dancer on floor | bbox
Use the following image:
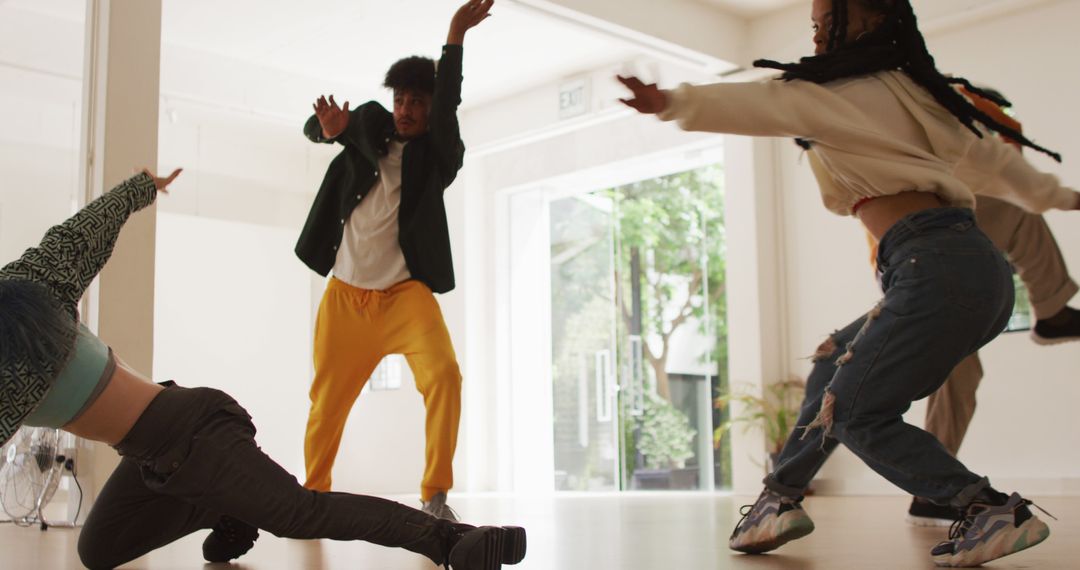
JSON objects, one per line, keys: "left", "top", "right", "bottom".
{"left": 295, "top": 0, "right": 491, "bottom": 523}
{"left": 617, "top": 0, "right": 1076, "bottom": 566}
{"left": 0, "top": 170, "right": 527, "bottom": 570}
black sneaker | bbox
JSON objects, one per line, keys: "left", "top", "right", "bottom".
{"left": 444, "top": 524, "right": 527, "bottom": 569}
{"left": 202, "top": 515, "right": 259, "bottom": 563}
{"left": 907, "top": 498, "right": 962, "bottom": 528}
{"left": 1032, "top": 307, "right": 1080, "bottom": 345}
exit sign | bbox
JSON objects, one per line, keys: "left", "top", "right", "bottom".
{"left": 559, "top": 78, "right": 589, "bottom": 119}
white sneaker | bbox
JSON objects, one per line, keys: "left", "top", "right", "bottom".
{"left": 422, "top": 492, "right": 459, "bottom": 521}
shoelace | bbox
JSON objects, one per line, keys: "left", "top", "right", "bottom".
{"left": 730, "top": 504, "right": 756, "bottom": 539}
{"left": 947, "top": 509, "right": 976, "bottom": 542}
{"left": 424, "top": 499, "right": 460, "bottom": 521}
{"left": 436, "top": 502, "right": 461, "bottom": 521}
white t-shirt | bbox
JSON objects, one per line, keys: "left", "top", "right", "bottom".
{"left": 332, "top": 140, "right": 411, "bottom": 290}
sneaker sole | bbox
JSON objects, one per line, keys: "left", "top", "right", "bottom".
{"left": 906, "top": 514, "right": 954, "bottom": 528}
{"left": 202, "top": 523, "right": 259, "bottom": 563}
{"left": 730, "top": 514, "right": 815, "bottom": 554}
{"left": 449, "top": 525, "right": 527, "bottom": 569}
{"left": 1029, "top": 331, "right": 1080, "bottom": 346}
{"left": 932, "top": 516, "right": 1050, "bottom": 567}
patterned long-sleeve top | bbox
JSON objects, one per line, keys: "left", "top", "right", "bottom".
{"left": 0, "top": 173, "right": 157, "bottom": 446}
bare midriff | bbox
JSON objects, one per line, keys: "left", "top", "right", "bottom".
{"left": 856, "top": 191, "right": 948, "bottom": 240}
{"left": 63, "top": 357, "right": 164, "bottom": 446}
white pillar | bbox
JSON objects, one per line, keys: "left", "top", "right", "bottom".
{"left": 76, "top": 0, "right": 162, "bottom": 520}
{"left": 723, "top": 135, "right": 790, "bottom": 495}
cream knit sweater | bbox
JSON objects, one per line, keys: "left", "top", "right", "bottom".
{"left": 659, "top": 70, "right": 1077, "bottom": 216}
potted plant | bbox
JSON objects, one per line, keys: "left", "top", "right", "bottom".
{"left": 631, "top": 393, "right": 698, "bottom": 489}
{"left": 714, "top": 376, "right": 807, "bottom": 471}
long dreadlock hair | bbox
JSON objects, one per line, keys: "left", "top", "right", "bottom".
{"left": 757, "top": 0, "right": 1061, "bottom": 162}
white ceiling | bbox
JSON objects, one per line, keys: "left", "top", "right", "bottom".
{"left": 2, "top": 0, "right": 1054, "bottom": 115}
{"left": 158, "top": 0, "right": 639, "bottom": 108}
{"left": 697, "top": 0, "right": 803, "bottom": 18}
{"left": 0, "top": 0, "right": 641, "bottom": 111}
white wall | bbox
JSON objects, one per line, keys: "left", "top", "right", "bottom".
{"left": 153, "top": 214, "right": 313, "bottom": 476}
{"left": 0, "top": 5, "right": 84, "bottom": 267}
{"left": 753, "top": 0, "right": 1080, "bottom": 495}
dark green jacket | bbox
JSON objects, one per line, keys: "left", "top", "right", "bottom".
{"left": 295, "top": 45, "right": 465, "bottom": 294}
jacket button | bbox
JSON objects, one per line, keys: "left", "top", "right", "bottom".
{"left": 374, "top": 171, "right": 379, "bottom": 177}
{"left": 340, "top": 219, "right": 345, "bottom": 224}
{"left": 356, "top": 195, "right": 361, "bottom": 200}
{"left": 332, "top": 245, "right": 338, "bottom": 251}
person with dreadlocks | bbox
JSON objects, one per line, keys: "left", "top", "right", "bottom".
{"left": 859, "top": 86, "right": 1080, "bottom": 527}
{"left": 617, "top": 0, "right": 1077, "bottom": 566}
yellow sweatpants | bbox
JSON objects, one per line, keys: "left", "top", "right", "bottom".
{"left": 303, "top": 277, "right": 462, "bottom": 501}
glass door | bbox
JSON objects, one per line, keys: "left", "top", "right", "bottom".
{"left": 610, "top": 167, "right": 726, "bottom": 491}
{"left": 506, "top": 155, "right": 730, "bottom": 493}
{"left": 549, "top": 193, "right": 620, "bottom": 491}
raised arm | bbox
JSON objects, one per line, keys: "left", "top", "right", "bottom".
{"left": 446, "top": 0, "right": 492, "bottom": 46}
{"left": 617, "top": 75, "right": 857, "bottom": 140}
{"left": 0, "top": 170, "right": 181, "bottom": 312}
{"left": 958, "top": 133, "right": 1080, "bottom": 213}
{"left": 428, "top": 0, "right": 493, "bottom": 178}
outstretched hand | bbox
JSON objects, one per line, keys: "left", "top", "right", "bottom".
{"left": 616, "top": 75, "right": 668, "bottom": 115}
{"left": 142, "top": 168, "right": 183, "bottom": 194}
{"left": 448, "top": 0, "right": 494, "bottom": 45}
{"left": 313, "top": 95, "right": 350, "bottom": 140}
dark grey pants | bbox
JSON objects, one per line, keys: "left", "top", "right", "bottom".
{"left": 764, "top": 208, "right": 1014, "bottom": 507}
{"left": 77, "top": 383, "right": 445, "bottom": 569}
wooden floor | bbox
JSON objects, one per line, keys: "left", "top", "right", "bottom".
{"left": 3, "top": 494, "right": 1078, "bottom": 569}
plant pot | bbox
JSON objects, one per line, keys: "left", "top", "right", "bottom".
{"left": 631, "top": 467, "right": 700, "bottom": 490}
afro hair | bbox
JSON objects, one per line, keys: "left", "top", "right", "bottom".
{"left": 384, "top": 56, "right": 436, "bottom": 96}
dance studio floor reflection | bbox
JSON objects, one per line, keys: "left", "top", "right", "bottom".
{"left": 4, "top": 494, "right": 1079, "bottom": 569}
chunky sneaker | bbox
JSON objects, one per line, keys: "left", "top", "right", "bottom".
{"left": 908, "top": 497, "right": 962, "bottom": 528}
{"left": 446, "top": 524, "right": 528, "bottom": 569}
{"left": 931, "top": 493, "right": 1051, "bottom": 567}
{"left": 423, "top": 492, "right": 460, "bottom": 522}
{"left": 729, "top": 488, "right": 815, "bottom": 554}
{"left": 1031, "top": 306, "right": 1080, "bottom": 345}
{"left": 202, "top": 515, "right": 259, "bottom": 563}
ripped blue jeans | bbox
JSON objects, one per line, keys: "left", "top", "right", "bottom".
{"left": 765, "top": 208, "right": 1014, "bottom": 507}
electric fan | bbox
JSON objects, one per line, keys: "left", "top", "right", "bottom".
{"left": 0, "top": 427, "right": 81, "bottom": 529}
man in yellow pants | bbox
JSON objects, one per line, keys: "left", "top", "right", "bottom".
{"left": 294, "top": 0, "right": 494, "bottom": 520}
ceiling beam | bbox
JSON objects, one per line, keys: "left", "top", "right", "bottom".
{"left": 505, "top": 0, "right": 748, "bottom": 73}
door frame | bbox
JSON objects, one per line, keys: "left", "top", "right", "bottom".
{"left": 497, "top": 141, "right": 727, "bottom": 493}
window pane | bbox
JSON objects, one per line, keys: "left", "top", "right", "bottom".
{"left": 0, "top": 0, "right": 86, "bottom": 263}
